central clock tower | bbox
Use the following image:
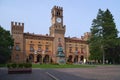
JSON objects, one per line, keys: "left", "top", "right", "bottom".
{"left": 49, "top": 6, "right": 66, "bottom": 62}
{"left": 51, "top": 6, "right": 63, "bottom": 25}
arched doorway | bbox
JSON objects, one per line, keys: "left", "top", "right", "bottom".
{"left": 29, "top": 54, "right": 34, "bottom": 62}
{"left": 74, "top": 55, "right": 78, "bottom": 63}
{"left": 43, "top": 55, "right": 49, "bottom": 63}
{"left": 80, "top": 55, "right": 84, "bottom": 61}
{"left": 37, "top": 54, "right": 42, "bottom": 63}
{"left": 67, "top": 55, "right": 73, "bottom": 62}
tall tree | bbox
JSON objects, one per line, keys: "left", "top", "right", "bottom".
{"left": 0, "top": 26, "right": 14, "bottom": 64}
{"left": 102, "top": 9, "right": 118, "bottom": 64}
{"left": 89, "top": 9, "right": 119, "bottom": 64}
{"left": 89, "top": 9, "right": 104, "bottom": 63}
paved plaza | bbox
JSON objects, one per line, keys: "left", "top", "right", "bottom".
{"left": 0, "top": 65, "right": 120, "bottom": 80}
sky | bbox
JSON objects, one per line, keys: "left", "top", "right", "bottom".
{"left": 0, "top": 0, "right": 120, "bottom": 37}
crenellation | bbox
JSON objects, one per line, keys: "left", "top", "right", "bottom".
{"left": 15, "top": 22, "right": 17, "bottom": 25}
{"left": 53, "top": 5, "right": 63, "bottom": 11}
{"left": 22, "top": 23, "right": 24, "bottom": 26}
{"left": 18, "top": 22, "right": 21, "bottom": 26}
{"left": 11, "top": 21, "right": 24, "bottom": 34}
{"left": 11, "top": 21, "right": 24, "bottom": 27}
{"left": 11, "top": 21, "right": 14, "bottom": 26}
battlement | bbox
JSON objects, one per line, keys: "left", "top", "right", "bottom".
{"left": 53, "top": 5, "right": 63, "bottom": 10}
{"left": 11, "top": 21, "right": 24, "bottom": 34}
{"left": 11, "top": 21, "right": 24, "bottom": 27}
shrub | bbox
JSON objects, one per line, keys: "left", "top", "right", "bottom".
{"left": 7, "top": 63, "right": 11, "bottom": 68}
{"left": 24, "top": 63, "right": 32, "bottom": 68}
{"left": 7, "top": 63, "right": 32, "bottom": 68}
{"left": 11, "top": 63, "right": 17, "bottom": 68}
{"left": 18, "top": 63, "right": 24, "bottom": 68}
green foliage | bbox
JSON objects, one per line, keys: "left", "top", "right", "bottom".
{"left": 89, "top": 9, "right": 119, "bottom": 64}
{"left": 89, "top": 9, "right": 104, "bottom": 62}
{"left": 0, "top": 26, "right": 14, "bottom": 63}
{"left": 0, "top": 64, "right": 7, "bottom": 67}
{"left": 18, "top": 63, "right": 24, "bottom": 68}
{"left": 7, "top": 63, "right": 32, "bottom": 68}
{"left": 7, "top": 63, "right": 11, "bottom": 68}
{"left": 24, "top": 63, "right": 32, "bottom": 68}
{"left": 11, "top": 63, "right": 17, "bottom": 68}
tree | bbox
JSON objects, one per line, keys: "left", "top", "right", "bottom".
{"left": 0, "top": 26, "right": 14, "bottom": 64}
{"left": 89, "top": 9, "right": 119, "bottom": 64}
{"left": 89, "top": 9, "right": 104, "bottom": 63}
{"left": 102, "top": 9, "right": 118, "bottom": 64}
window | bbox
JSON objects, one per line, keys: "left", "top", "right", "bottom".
{"left": 69, "top": 47, "right": 72, "bottom": 53}
{"left": 75, "top": 47, "right": 78, "bottom": 51}
{"left": 30, "top": 45, "right": 34, "bottom": 52}
{"left": 75, "top": 47, "right": 78, "bottom": 54}
{"left": 15, "top": 45, "right": 20, "bottom": 51}
{"left": 38, "top": 47, "right": 41, "bottom": 52}
{"left": 56, "top": 12, "right": 59, "bottom": 16}
{"left": 45, "top": 46, "right": 49, "bottom": 52}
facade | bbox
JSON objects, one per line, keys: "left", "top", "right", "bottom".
{"left": 11, "top": 6, "right": 90, "bottom": 63}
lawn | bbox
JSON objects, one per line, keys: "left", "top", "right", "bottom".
{"left": 32, "top": 64, "right": 95, "bottom": 68}
{"left": 1, "top": 63, "right": 119, "bottom": 68}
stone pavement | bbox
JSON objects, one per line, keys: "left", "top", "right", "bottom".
{"left": 0, "top": 68, "right": 53, "bottom": 80}
{"left": 52, "top": 65, "right": 120, "bottom": 80}
{"left": 0, "top": 65, "right": 120, "bottom": 80}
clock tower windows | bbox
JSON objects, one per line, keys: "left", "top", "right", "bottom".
{"left": 51, "top": 6, "right": 63, "bottom": 25}
{"left": 56, "top": 11, "right": 60, "bottom": 16}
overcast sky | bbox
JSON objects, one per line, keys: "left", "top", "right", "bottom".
{"left": 0, "top": 0, "right": 120, "bottom": 37}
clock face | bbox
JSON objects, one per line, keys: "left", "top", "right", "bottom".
{"left": 56, "top": 17, "right": 61, "bottom": 23}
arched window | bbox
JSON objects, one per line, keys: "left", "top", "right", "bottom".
{"left": 56, "top": 12, "right": 59, "bottom": 16}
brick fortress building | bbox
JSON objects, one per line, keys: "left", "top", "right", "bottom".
{"left": 11, "top": 6, "right": 90, "bottom": 63}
